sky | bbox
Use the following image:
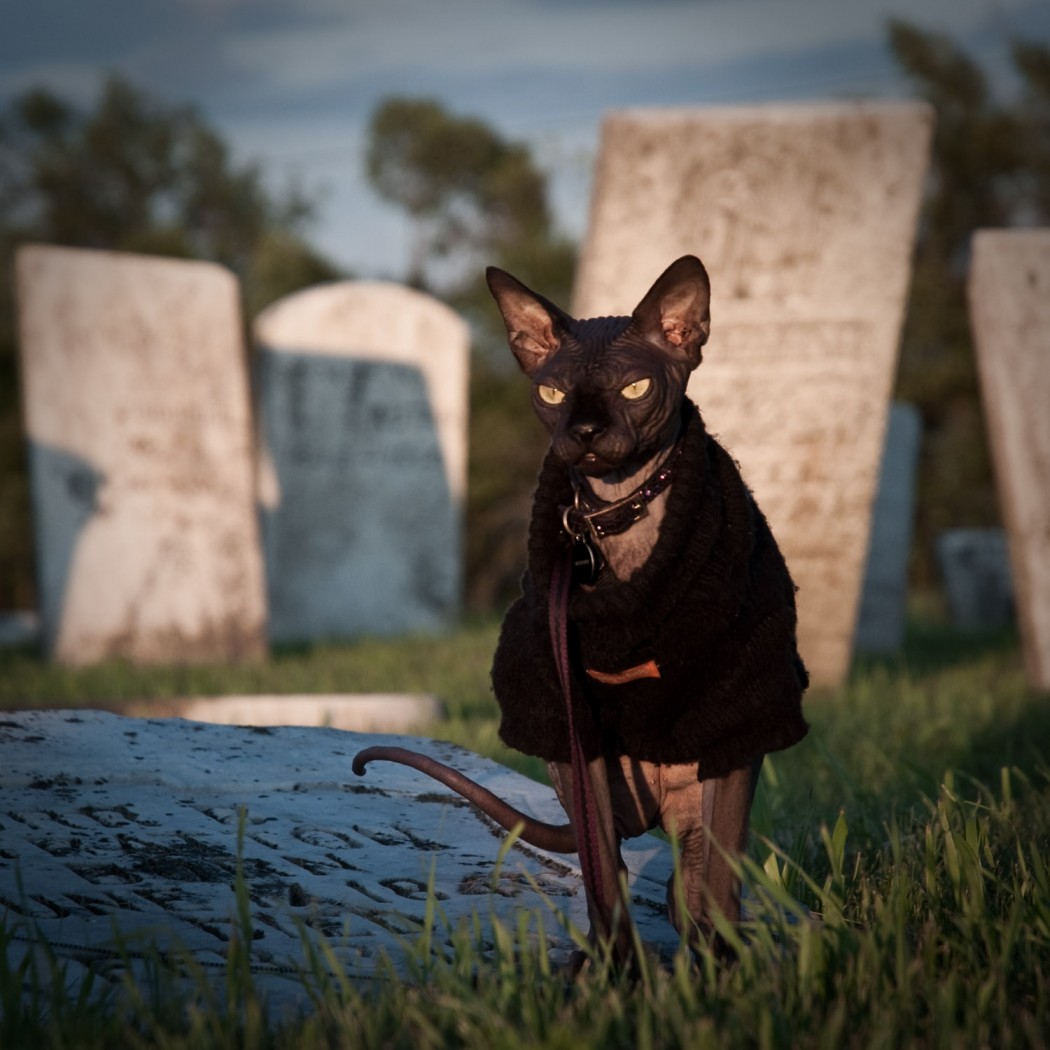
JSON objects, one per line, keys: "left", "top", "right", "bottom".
{"left": 3, "top": 0, "right": 1049, "bottom": 279}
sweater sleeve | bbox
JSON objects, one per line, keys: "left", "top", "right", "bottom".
{"left": 490, "top": 580, "right": 573, "bottom": 764}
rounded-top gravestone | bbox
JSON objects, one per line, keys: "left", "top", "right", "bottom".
{"left": 253, "top": 282, "right": 469, "bottom": 643}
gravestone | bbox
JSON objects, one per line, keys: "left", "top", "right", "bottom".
{"left": 0, "top": 611, "right": 38, "bottom": 648}
{"left": 15, "top": 245, "right": 267, "bottom": 665}
{"left": 935, "top": 528, "right": 1015, "bottom": 631}
{"left": 124, "top": 692, "right": 446, "bottom": 733}
{"left": 573, "top": 102, "right": 932, "bottom": 684}
{"left": 253, "top": 283, "right": 469, "bottom": 642}
{"left": 854, "top": 403, "right": 921, "bottom": 655}
{"left": 969, "top": 229, "right": 1050, "bottom": 686}
{"left": 0, "top": 710, "right": 683, "bottom": 1013}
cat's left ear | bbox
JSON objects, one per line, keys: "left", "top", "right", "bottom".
{"left": 629, "top": 255, "right": 711, "bottom": 367}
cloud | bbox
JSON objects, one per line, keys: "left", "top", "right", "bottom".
{"left": 3, "top": 0, "right": 1046, "bottom": 276}
{"left": 218, "top": 0, "right": 1030, "bottom": 95}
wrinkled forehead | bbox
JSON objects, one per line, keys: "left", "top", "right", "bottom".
{"left": 559, "top": 314, "right": 664, "bottom": 368}
{"left": 535, "top": 313, "right": 675, "bottom": 388}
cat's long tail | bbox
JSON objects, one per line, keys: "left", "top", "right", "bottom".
{"left": 352, "top": 746, "right": 577, "bottom": 854}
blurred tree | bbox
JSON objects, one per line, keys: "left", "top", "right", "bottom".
{"left": 366, "top": 96, "right": 575, "bottom": 612}
{"left": 0, "top": 75, "right": 343, "bottom": 609}
{"left": 1013, "top": 40, "right": 1050, "bottom": 217}
{"left": 366, "top": 97, "right": 572, "bottom": 293}
{"left": 887, "top": 21, "right": 1050, "bottom": 589}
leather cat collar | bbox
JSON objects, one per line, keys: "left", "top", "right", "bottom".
{"left": 560, "top": 441, "right": 683, "bottom": 586}
{"left": 563, "top": 440, "right": 683, "bottom": 541}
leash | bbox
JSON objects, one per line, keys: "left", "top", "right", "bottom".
{"left": 550, "top": 445, "right": 686, "bottom": 946}
{"left": 547, "top": 551, "right": 608, "bottom": 918}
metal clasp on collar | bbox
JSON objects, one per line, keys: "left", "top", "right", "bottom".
{"left": 562, "top": 486, "right": 604, "bottom": 585}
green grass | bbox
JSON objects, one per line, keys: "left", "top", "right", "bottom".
{"left": 2, "top": 612, "right": 1050, "bottom": 1047}
{"left": 0, "top": 617, "right": 502, "bottom": 714}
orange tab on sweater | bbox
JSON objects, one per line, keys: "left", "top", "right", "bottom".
{"left": 585, "top": 659, "right": 661, "bottom": 685}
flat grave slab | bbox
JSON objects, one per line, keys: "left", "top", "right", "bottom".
{"left": 0, "top": 710, "right": 680, "bottom": 1015}
{"left": 122, "top": 693, "right": 446, "bottom": 733}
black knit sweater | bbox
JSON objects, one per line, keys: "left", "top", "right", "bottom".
{"left": 490, "top": 399, "right": 809, "bottom": 781}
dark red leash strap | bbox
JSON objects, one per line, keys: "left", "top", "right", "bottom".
{"left": 548, "top": 552, "right": 607, "bottom": 912}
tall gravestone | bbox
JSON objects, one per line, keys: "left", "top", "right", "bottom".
{"left": 574, "top": 103, "right": 932, "bottom": 684}
{"left": 968, "top": 230, "right": 1050, "bottom": 688}
{"left": 15, "top": 245, "right": 267, "bottom": 665}
{"left": 254, "top": 282, "right": 469, "bottom": 642}
{"left": 854, "top": 402, "right": 922, "bottom": 655}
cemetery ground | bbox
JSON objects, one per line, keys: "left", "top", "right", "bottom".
{"left": 1, "top": 606, "right": 1048, "bottom": 1048}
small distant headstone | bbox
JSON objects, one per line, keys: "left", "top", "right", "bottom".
{"left": 15, "top": 245, "right": 267, "bottom": 665}
{"left": 573, "top": 102, "right": 933, "bottom": 684}
{"left": 855, "top": 403, "right": 922, "bottom": 654}
{"left": 935, "top": 528, "right": 1015, "bottom": 630}
{"left": 253, "top": 282, "right": 469, "bottom": 643}
{"left": 0, "top": 611, "right": 39, "bottom": 648}
{"left": 969, "top": 230, "right": 1050, "bottom": 684}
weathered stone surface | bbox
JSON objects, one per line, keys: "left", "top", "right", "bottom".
{"left": 15, "top": 245, "right": 267, "bottom": 665}
{"left": 254, "top": 282, "right": 469, "bottom": 642}
{"left": 855, "top": 403, "right": 921, "bottom": 655}
{"left": 574, "top": 103, "right": 932, "bottom": 684}
{"left": 0, "top": 710, "right": 679, "bottom": 1014}
{"left": 969, "top": 230, "right": 1050, "bottom": 686}
{"left": 936, "top": 528, "right": 1015, "bottom": 631}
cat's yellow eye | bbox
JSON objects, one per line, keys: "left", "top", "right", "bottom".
{"left": 536, "top": 384, "right": 566, "bottom": 405}
{"left": 620, "top": 377, "right": 652, "bottom": 401}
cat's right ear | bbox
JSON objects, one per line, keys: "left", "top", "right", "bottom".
{"left": 486, "top": 267, "right": 570, "bottom": 376}
{"left": 629, "top": 255, "right": 711, "bottom": 368}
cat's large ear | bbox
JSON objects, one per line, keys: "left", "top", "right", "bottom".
{"left": 629, "top": 255, "right": 711, "bottom": 367}
{"left": 486, "top": 267, "right": 572, "bottom": 376}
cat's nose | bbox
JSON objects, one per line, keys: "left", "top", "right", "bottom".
{"left": 570, "top": 419, "right": 605, "bottom": 443}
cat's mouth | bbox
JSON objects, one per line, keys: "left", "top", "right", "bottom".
{"left": 555, "top": 433, "right": 630, "bottom": 475}
{"left": 575, "top": 450, "right": 617, "bottom": 476}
